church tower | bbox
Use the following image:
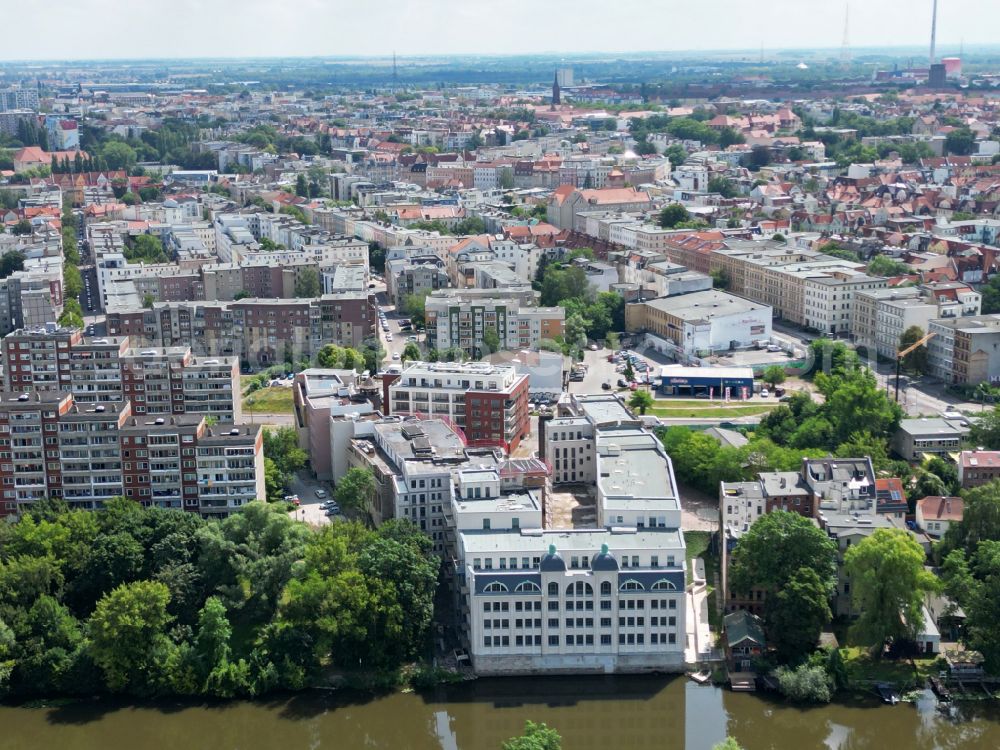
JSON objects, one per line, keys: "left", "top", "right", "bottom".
{"left": 551, "top": 71, "right": 561, "bottom": 107}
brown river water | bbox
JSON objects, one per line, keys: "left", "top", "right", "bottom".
{"left": 2, "top": 676, "right": 999, "bottom": 750}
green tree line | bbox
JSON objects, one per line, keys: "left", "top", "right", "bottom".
{"left": 0, "top": 498, "right": 438, "bottom": 699}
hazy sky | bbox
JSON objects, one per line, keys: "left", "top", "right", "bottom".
{"left": 0, "top": 0, "right": 990, "bottom": 61}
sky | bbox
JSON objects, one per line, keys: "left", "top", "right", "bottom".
{"left": 0, "top": 0, "right": 993, "bottom": 61}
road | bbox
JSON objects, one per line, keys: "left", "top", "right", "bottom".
{"left": 770, "top": 321, "right": 982, "bottom": 418}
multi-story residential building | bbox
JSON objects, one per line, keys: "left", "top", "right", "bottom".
{"left": 385, "top": 361, "right": 530, "bottom": 452}
{"left": 0, "top": 86, "right": 39, "bottom": 112}
{"left": 957, "top": 450, "right": 1000, "bottom": 489}
{"left": 291, "top": 368, "right": 378, "bottom": 481}
{"left": 107, "top": 294, "right": 376, "bottom": 366}
{"left": 915, "top": 496, "right": 964, "bottom": 539}
{"left": 384, "top": 256, "right": 451, "bottom": 305}
{"left": 721, "top": 457, "right": 879, "bottom": 616}
{"left": 424, "top": 289, "right": 564, "bottom": 357}
{"left": 927, "top": 314, "right": 1000, "bottom": 384}
{"left": 853, "top": 284, "right": 982, "bottom": 360}
{"left": 2, "top": 327, "right": 241, "bottom": 422}
{"left": 0, "top": 391, "right": 263, "bottom": 519}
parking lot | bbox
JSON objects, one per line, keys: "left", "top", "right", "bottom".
{"left": 286, "top": 473, "right": 337, "bottom": 526}
{"left": 569, "top": 346, "right": 662, "bottom": 396}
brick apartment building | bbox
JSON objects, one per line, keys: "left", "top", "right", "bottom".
{"left": 385, "top": 361, "right": 531, "bottom": 452}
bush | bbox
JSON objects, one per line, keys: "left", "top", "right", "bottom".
{"left": 773, "top": 663, "right": 832, "bottom": 703}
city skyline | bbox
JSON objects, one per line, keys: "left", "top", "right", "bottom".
{"left": 0, "top": 0, "right": 991, "bottom": 62}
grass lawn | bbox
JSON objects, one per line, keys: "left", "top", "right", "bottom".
{"left": 240, "top": 374, "right": 257, "bottom": 394}
{"left": 244, "top": 386, "right": 294, "bottom": 414}
{"left": 649, "top": 404, "right": 777, "bottom": 419}
{"left": 839, "top": 646, "right": 940, "bottom": 689}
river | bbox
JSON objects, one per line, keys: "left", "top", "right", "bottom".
{"left": 2, "top": 677, "right": 999, "bottom": 750}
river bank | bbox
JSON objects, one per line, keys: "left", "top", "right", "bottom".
{"left": 4, "top": 675, "right": 1000, "bottom": 750}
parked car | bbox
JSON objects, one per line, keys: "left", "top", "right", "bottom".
{"left": 601, "top": 382, "right": 612, "bottom": 391}
{"left": 766, "top": 344, "right": 783, "bottom": 353}
{"left": 315, "top": 489, "right": 328, "bottom": 498}
{"left": 589, "top": 343, "right": 599, "bottom": 351}
{"left": 385, "top": 334, "right": 393, "bottom": 342}
{"left": 617, "top": 378, "right": 629, "bottom": 388}
{"left": 759, "top": 388, "right": 769, "bottom": 398}
{"left": 391, "top": 352, "right": 401, "bottom": 360}
{"left": 773, "top": 387, "right": 786, "bottom": 397}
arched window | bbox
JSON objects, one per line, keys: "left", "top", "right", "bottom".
{"left": 619, "top": 580, "right": 644, "bottom": 591}
{"left": 515, "top": 580, "right": 541, "bottom": 593}
{"left": 547, "top": 582, "right": 559, "bottom": 596}
{"left": 651, "top": 579, "right": 677, "bottom": 591}
{"left": 600, "top": 581, "right": 612, "bottom": 596}
{"left": 484, "top": 581, "right": 508, "bottom": 593}
{"left": 565, "top": 581, "right": 594, "bottom": 597}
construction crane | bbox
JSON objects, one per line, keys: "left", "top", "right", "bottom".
{"left": 895, "top": 331, "right": 936, "bottom": 402}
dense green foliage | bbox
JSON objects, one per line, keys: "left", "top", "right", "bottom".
{"left": 757, "top": 343, "right": 902, "bottom": 454}
{"left": 535, "top": 250, "right": 624, "bottom": 353}
{"left": 502, "top": 721, "right": 562, "bottom": 750}
{"left": 659, "top": 426, "right": 826, "bottom": 497}
{"left": 263, "top": 427, "right": 307, "bottom": 505}
{"left": 844, "top": 529, "right": 938, "bottom": 652}
{"left": 0, "top": 499, "right": 437, "bottom": 698}
{"left": 867, "top": 255, "right": 911, "bottom": 277}
{"left": 773, "top": 663, "right": 833, "bottom": 703}
{"left": 728, "top": 512, "right": 837, "bottom": 663}
{"left": 125, "top": 235, "right": 169, "bottom": 265}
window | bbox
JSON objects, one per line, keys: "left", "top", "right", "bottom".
{"left": 515, "top": 581, "right": 541, "bottom": 593}
{"left": 600, "top": 581, "right": 612, "bottom": 596}
{"left": 620, "top": 580, "right": 644, "bottom": 592}
{"left": 548, "top": 636, "right": 559, "bottom": 646}
{"left": 547, "top": 582, "right": 559, "bottom": 596}
{"left": 566, "top": 581, "right": 593, "bottom": 597}
{"left": 651, "top": 579, "right": 677, "bottom": 591}
{"left": 483, "top": 582, "right": 508, "bottom": 593}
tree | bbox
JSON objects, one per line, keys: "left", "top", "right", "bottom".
{"left": 125, "top": 235, "right": 168, "bottom": 264}
{"left": 294, "top": 268, "right": 321, "bottom": 298}
{"left": 101, "top": 141, "right": 137, "bottom": 170}
{"left": 628, "top": 390, "right": 653, "bottom": 415}
{"left": 945, "top": 127, "right": 976, "bottom": 156}
{"left": 768, "top": 567, "right": 832, "bottom": 663}
{"left": 142, "top": 293, "right": 155, "bottom": 309}
{"left": 63, "top": 262, "right": 83, "bottom": 299}
{"left": 88, "top": 580, "right": 174, "bottom": 693}
{"left": 941, "top": 479, "right": 1000, "bottom": 555}
{"left": 0, "top": 250, "right": 25, "bottom": 278}
{"left": 295, "top": 174, "right": 310, "bottom": 198}
{"left": 712, "top": 740, "right": 745, "bottom": 750}
{"left": 761, "top": 365, "right": 786, "bottom": 388}
{"left": 899, "top": 325, "right": 929, "bottom": 375}
{"left": 844, "top": 529, "right": 938, "bottom": 652}
{"left": 335, "top": 467, "right": 376, "bottom": 513}
{"left": 11, "top": 220, "right": 32, "bottom": 236}
{"left": 658, "top": 203, "right": 690, "bottom": 229}
{"left": 969, "top": 406, "right": 1000, "bottom": 450}
{"left": 868, "top": 255, "right": 911, "bottom": 277}
{"left": 729, "top": 511, "right": 836, "bottom": 613}
{"left": 708, "top": 176, "right": 738, "bottom": 198}
{"left": 750, "top": 145, "right": 772, "bottom": 169}
{"left": 58, "top": 302, "right": 84, "bottom": 329}
{"left": 502, "top": 721, "right": 562, "bottom": 750}
{"left": 623, "top": 358, "right": 635, "bottom": 384}
{"left": 401, "top": 292, "right": 429, "bottom": 328}
{"left": 482, "top": 326, "right": 501, "bottom": 356}
{"left": 942, "top": 541, "right": 1000, "bottom": 673}
{"left": 773, "top": 663, "right": 832, "bottom": 703}
{"left": 402, "top": 342, "right": 420, "bottom": 363}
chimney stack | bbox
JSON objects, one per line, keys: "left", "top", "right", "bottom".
{"left": 929, "top": 0, "right": 938, "bottom": 65}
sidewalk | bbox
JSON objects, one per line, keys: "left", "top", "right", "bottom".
{"left": 685, "top": 558, "right": 715, "bottom": 666}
